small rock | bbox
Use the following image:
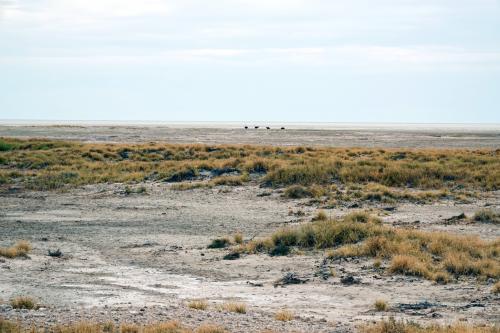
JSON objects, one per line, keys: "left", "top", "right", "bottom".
{"left": 340, "top": 275, "right": 361, "bottom": 285}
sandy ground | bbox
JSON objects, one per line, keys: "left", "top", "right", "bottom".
{"left": 1, "top": 124, "right": 499, "bottom": 148}
{"left": 1, "top": 183, "right": 499, "bottom": 332}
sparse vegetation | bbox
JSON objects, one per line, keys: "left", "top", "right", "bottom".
{"left": 0, "top": 138, "right": 498, "bottom": 193}
{"left": 187, "top": 300, "right": 208, "bottom": 310}
{"left": 0, "top": 319, "right": 226, "bottom": 333}
{"left": 274, "top": 309, "right": 294, "bottom": 321}
{"left": 245, "top": 212, "right": 499, "bottom": 283}
{"left": 374, "top": 299, "right": 388, "bottom": 312}
{"left": 362, "top": 318, "right": 499, "bottom": 333}
{"left": 0, "top": 241, "right": 32, "bottom": 258}
{"left": 0, "top": 317, "right": 496, "bottom": 333}
{"left": 10, "top": 296, "right": 38, "bottom": 310}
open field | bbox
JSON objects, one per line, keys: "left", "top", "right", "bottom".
{"left": 1, "top": 123, "right": 499, "bottom": 148}
{"left": 0, "top": 127, "right": 499, "bottom": 332}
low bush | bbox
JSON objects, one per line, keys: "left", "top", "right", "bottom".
{"left": 207, "top": 238, "right": 231, "bottom": 249}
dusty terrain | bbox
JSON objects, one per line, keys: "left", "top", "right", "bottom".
{"left": 0, "top": 125, "right": 499, "bottom": 332}
{"left": 1, "top": 123, "right": 499, "bottom": 148}
{"left": 1, "top": 183, "right": 499, "bottom": 332}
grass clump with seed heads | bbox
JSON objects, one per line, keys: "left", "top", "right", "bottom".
{"left": 374, "top": 300, "right": 388, "bottom": 312}
{"left": 220, "top": 302, "right": 247, "bottom": 314}
{"left": 0, "top": 241, "right": 32, "bottom": 258}
{"left": 187, "top": 300, "right": 208, "bottom": 310}
{"left": 274, "top": 309, "right": 294, "bottom": 321}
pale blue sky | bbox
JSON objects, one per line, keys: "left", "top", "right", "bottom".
{"left": 1, "top": 0, "right": 499, "bottom": 123}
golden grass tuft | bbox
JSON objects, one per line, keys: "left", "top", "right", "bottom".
{"left": 188, "top": 300, "right": 208, "bottom": 310}
{"left": 492, "top": 281, "right": 500, "bottom": 294}
{"left": 374, "top": 299, "right": 388, "bottom": 312}
{"left": 233, "top": 233, "right": 243, "bottom": 245}
{"left": 274, "top": 309, "right": 294, "bottom": 321}
{"left": 220, "top": 302, "right": 247, "bottom": 314}
{"left": 389, "top": 255, "right": 432, "bottom": 279}
{"left": 312, "top": 210, "right": 328, "bottom": 221}
{"left": 0, "top": 241, "right": 32, "bottom": 258}
{"left": 10, "top": 296, "right": 38, "bottom": 310}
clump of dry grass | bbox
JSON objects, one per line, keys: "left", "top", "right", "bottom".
{"left": 0, "top": 241, "right": 32, "bottom": 258}
{"left": 389, "top": 255, "right": 432, "bottom": 279}
{"left": 171, "top": 182, "right": 211, "bottom": 191}
{"left": 233, "top": 233, "right": 243, "bottom": 244}
{"left": 188, "top": 300, "right": 208, "bottom": 310}
{"left": 312, "top": 210, "right": 328, "bottom": 221}
{"left": 247, "top": 212, "right": 499, "bottom": 283}
{"left": 374, "top": 300, "right": 388, "bottom": 312}
{"left": 274, "top": 309, "right": 294, "bottom": 321}
{"left": 195, "top": 324, "right": 227, "bottom": 333}
{"left": 10, "top": 296, "right": 38, "bottom": 310}
{"left": 210, "top": 175, "right": 248, "bottom": 187}
{"left": 219, "top": 302, "right": 247, "bottom": 314}
{"left": 362, "top": 318, "right": 499, "bottom": 333}
{"left": 361, "top": 184, "right": 450, "bottom": 204}
{"left": 492, "top": 281, "right": 500, "bottom": 294}
{"left": 120, "top": 323, "right": 139, "bottom": 333}
{"left": 283, "top": 185, "right": 325, "bottom": 199}
{"left": 473, "top": 209, "right": 500, "bottom": 224}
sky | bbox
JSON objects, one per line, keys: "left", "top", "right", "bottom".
{"left": 0, "top": 0, "right": 499, "bottom": 123}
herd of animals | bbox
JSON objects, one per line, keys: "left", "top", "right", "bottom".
{"left": 244, "top": 126, "right": 286, "bottom": 130}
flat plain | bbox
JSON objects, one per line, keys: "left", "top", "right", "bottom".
{"left": 0, "top": 124, "right": 499, "bottom": 333}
